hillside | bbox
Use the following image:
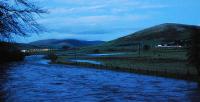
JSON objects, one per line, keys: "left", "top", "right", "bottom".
{"left": 108, "top": 23, "right": 199, "bottom": 46}
{"left": 83, "top": 23, "right": 200, "bottom": 52}
{"left": 16, "top": 43, "right": 43, "bottom": 49}
{"left": 29, "top": 39, "right": 105, "bottom": 49}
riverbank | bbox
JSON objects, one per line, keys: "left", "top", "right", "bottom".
{"left": 51, "top": 49, "right": 199, "bottom": 82}
{"left": 55, "top": 60, "right": 198, "bottom": 82}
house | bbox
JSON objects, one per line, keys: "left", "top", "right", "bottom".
{"left": 156, "top": 44, "right": 182, "bottom": 48}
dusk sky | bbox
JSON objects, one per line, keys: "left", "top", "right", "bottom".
{"left": 17, "top": 0, "right": 200, "bottom": 43}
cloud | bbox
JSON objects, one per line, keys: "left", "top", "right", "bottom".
{"left": 16, "top": 0, "right": 200, "bottom": 43}
{"left": 137, "top": 4, "right": 169, "bottom": 9}
{"left": 36, "top": 0, "right": 167, "bottom": 37}
{"left": 45, "top": 0, "right": 169, "bottom": 16}
{"left": 39, "top": 0, "right": 168, "bottom": 26}
{"left": 47, "top": 0, "right": 169, "bottom": 9}
{"left": 50, "top": 26, "right": 141, "bottom": 35}
{"left": 40, "top": 14, "right": 150, "bottom": 25}
{"left": 38, "top": 14, "right": 150, "bottom": 35}
{"left": 49, "top": 5, "right": 106, "bottom": 14}
{"left": 28, "top": 0, "right": 170, "bottom": 42}
{"left": 18, "top": 31, "right": 127, "bottom": 43}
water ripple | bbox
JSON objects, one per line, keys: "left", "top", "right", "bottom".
{"left": 0, "top": 55, "right": 200, "bottom": 102}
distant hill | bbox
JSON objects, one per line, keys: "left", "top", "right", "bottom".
{"left": 16, "top": 43, "right": 43, "bottom": 49}
{"left": 84, "top": 23, "right": 200, "bottom": 52}
{"left": 29, "top": 39, "right": 105, "bottom": 49}
{"left": 108, "top": 23, "right": 200, "bottom": 46}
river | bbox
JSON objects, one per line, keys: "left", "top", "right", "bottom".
{"left": 0, "top": 55, "right": 200, "bottom": 102}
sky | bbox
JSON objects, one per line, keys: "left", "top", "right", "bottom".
{"left": 16, "top": 0, "right": 200, "bottom": 43}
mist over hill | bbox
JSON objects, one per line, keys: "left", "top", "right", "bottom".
{"left": 29, "top": 39, "right": 105, "bottom": 49}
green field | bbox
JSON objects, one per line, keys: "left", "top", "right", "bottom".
{"left": 49, "top": 47, "right": 199, "bottom": 81}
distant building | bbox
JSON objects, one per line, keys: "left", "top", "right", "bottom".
{"left": 156, "top": 44, "right": 182, "bottom": 48}
{"left": 21, "top": 50, "right": 27, "bottom": 53}
{"left": 21, "top": 49, "right": 52, "bottom": 53}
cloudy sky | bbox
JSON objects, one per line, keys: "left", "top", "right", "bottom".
{"left": 17, "top": 0, "right": 200, "bottom": 43}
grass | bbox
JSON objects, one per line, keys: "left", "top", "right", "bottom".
{"left": 95, "top": 58, "right": 197, "bottom": 75}
{"left": 55, "top": 58, "right": 199, "bottom": 82}
{"left": 51, "top": 47, "right": 199, "bottom": 81}
{"left": 29, "top": 47, "right": 199, "bottom": 81}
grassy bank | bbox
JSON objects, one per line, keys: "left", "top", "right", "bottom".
{"left": 52, "top": 48, "right": 199, "bottom": 81}
{"left": 56, "top": 59, "right": 198, "bottom": 82}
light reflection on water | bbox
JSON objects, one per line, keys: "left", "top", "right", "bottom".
{"left": 0, "top": 55, "right": 200, "bottom": 102}
{"left": 87, "top": 53, "right": 124, "bottom": 57}
{"left": 70, "top": 59, "right": 102, "bottom": 65}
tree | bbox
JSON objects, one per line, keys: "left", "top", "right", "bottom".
{"left": 187, "top": 27, "right": 200, "bottom": 77}
{"left": 45, "top": 53, "right": 58, "bottom": 63}
{"left": 0, "top": 0, "right": 46, "bottom": 40}
{"left": 143, "top": 45, "right": 150, "bottom": 51}
{"left": 0, "top": 42, "right": 24, "bottom": 63}
{"left": 93, "top": 49, "right": 100, "bottom": 53}
{"left": 62, "top": 45, "right": 70, "bottom": 50}
{"left": 0, "top": 0, "right": 46, "bottom": 63}
{"left": 138, "top": 42, "right": 141, "bottom": 56}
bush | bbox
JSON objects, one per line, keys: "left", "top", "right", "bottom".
{"left": 107, "top": 48, "right": 116, "bottom": 52}
{"left": 45, "top": 53, "right": 58, "bottom": 63}
{"left": 143, "top": 45, "right": 151, "bottom": 51}
{"left": 93, "top": 49, "right": 100, "bottom": 53}
{"left": 62, "top": 45, "right": 70, "bottom": 50}
{"left": 0, "top": 42, "right": 25, "bottom": 63}
{"left": 187, "top": 28, "right": 200, "bottom": 77}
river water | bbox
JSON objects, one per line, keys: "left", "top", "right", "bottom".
{"left": 0, "top": 55, "right": 200, "bottom": 102}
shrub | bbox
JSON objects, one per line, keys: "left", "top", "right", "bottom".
{"left": 107, "top": 48, "right": 116, "bottom": 52}
{"left": 143, "top": 45, "right": 151, "bottom": 51}
{"left": 45, "top": 53, "right": 58, "bottom": 63}
{"left": 187, "top": 27, "right": 200, "bottom": 77}
{"left": 62, "top": 45, "right": 70, "bottom": 50}
{"left": 93, "top": 49, "right": 100, "bottom": 53}
{"left": 0, "top": 42, "right": 25, "bottom": 63}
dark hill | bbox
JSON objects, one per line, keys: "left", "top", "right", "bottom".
{"left": 106, "top": 23, "right": 200, "bottom": 47}
{"left": 84, "top": 23, "right": 200, "bottom": 52}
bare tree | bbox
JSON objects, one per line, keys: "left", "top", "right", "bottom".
{"left": 0, "top": 0, "right": 46, "bottom": 40}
